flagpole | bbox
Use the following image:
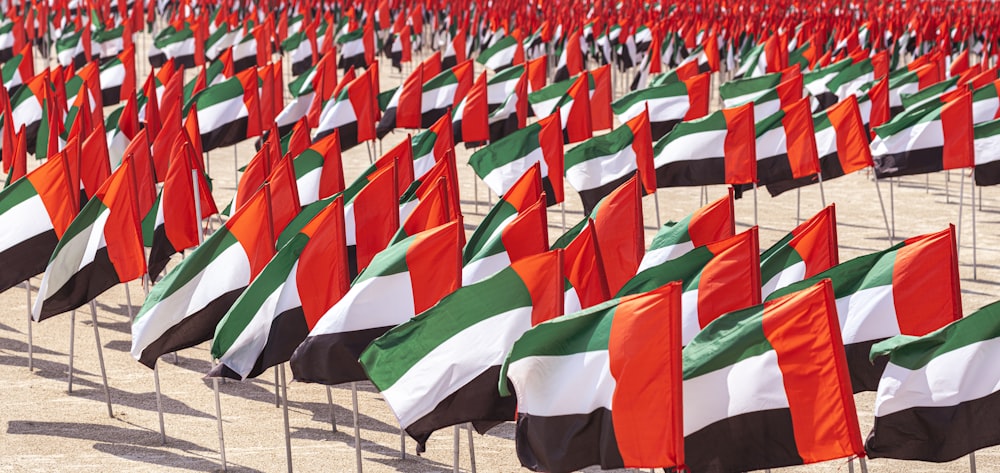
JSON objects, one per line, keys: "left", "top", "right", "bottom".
{"left": 25, "top": 281, "right": 33, "bottom": 371}
{"left": 123, "top": 282, "right": 134, "bottom": 318}
{"left": 351, "top": 381, "right": 363, "bottom": 473}
{"left": 399, "top": 426, "right": 406, "bottom": 459}
{"left": 873, "top": 174, "right": 894, "bottom": 245}
{"left": 233, "top": 145, "right": 239, "bottom": 185}
{"left": 274, "top": 369, "right": 281, "bottom": 407}
{"left": 325, "top": 386, "right": 338, "bottom": 432}
{"left": 796, "top": 188, "right": 801, "bottom": 225}
{"left": 453, "top": 425, "right": 460, "bottom": 473}
{"left": 472, "top": 166, "right": 479, "bottom": 214}
{"left": 752, "top": 183, "right": 758, "bottom": 227}
{"left": 859, "top": 457, "right": 869, "bottom": 473}
{"left": 197, "top": 168, "right": 227, "bottom": 472}
{"left": 970, "top": 452, "right": 978, "bottom": 473}
{"left": 466, "top": 423, "right": 477, "bottom": 473}
{"left": 653, "top": 189, "right": 662, "bottom": 227}
{"left": 973, "top": 171, "right": 979, "bottom": 280}
{"left": 88, "top": 300, "right": 113, "bottom": 418}
{"left": 561, "top": 201, "right": 566, "bottom": 231}
{"left": 817, "top": 171, "right": 827, "bottom": 207}
{"left": 958, "top": 171, "right": 966, "bottom": 253}
{"left": 67, "top": 310, "right": 76, "bottom": 393}
{"left": 891, "top": 177, "right": 896, "bottom": 240}
{"left": 279, "top": 363, "right": 293, "bottom": 473}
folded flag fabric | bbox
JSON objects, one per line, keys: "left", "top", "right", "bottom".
{"left": 871, "top": 90, "right": 974, "bottom": 178}
{"left": 866, "top": 300, "right": 1000, "bottom": 462}
{"left": 500, "top": 281, "right": 685, "bottom": 473}
{"left": 637, "top": 192, "right": 735, "bottom": 272}
{"left": 683, "top": 280, "right": 865, "bottom": 472}
{"left": 653, "top": 102, "right": 757, "bottom": 187}
{"left": 612, "top": 72, "right": 709, "bottom": 141}
{"left": 760, "top": 205, "right": 839, "bottom": 298}
{"left": 290, "top": 220, "right": 463, "bottom": 386}
{"left": 360, "top": 251, "right": 563, "bottom": 451}
{"left": 767, "top": 226, "right": 962, "bottom": 392}
{"left": 190, "top": 68, "right": 262, "bottom": 152}
{"left": 469, "top": 113, "right": 562, "bottom": 205}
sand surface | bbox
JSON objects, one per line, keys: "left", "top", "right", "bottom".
{"left": 2, "top": 38, "right": 999, "bottom": 473}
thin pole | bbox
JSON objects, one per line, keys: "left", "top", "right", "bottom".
{"left": 154, "top": 363, "right": 166, "bottom": 444}
{"left": 89, "top": 300, "right": 113, "bottom": 418}
{"left": 973, "top": 172, "right": 979, "bottom": 280}
{"left": 366, "top": 141, "right": 374, "bottom": 164}
{"left": 400, "top": 427, "right": 406, "bottom": 459}
{"left": 653, "top": 189, "right": 662, "bottom": 227}
{"left": 274, "top": 368, "right": 281, "bottom": 407}
{"left": 560, "top": 201, "right": 567, "bottom": 231}
{"left": 352, "top": 382, "right": 363, "bottom": 473}
{"left": 817, "top": 172, "right": 827, "bottom": 207}
{"left": 873, "top": 176, "right": 894, "bottom": 245}
{"left": 25, "top": 281, "right": 32, "bottom": 371}
{"left": 212, "top": 360, "right": 227, "bottom": 471}
{"left": 970, "top": 452, "right": 978, "bottom": 473}
{"left": 453, "top": 425, "right": 460, "bottom": 473}
{"left": 124, "top": 282, "right": 133, "bottom": 318}
{"left": 859, "top": 457, "right": 869, "bottom": 473}
{"left": 233, "top": 145, "right": 239, "bottom": 185}
{"left": 325, "top": 386, "right": 338, "bottom": 432}
{"left": 946, "top": 170, "right": 951, "bottom": 204}
{"left": 848, "top": 460, "right": 855, "bottom": 473}
{"left": 67, "top": 310, "right": 76, "bottom": 393}
{"left": 958, "top": 171, "right": 966, "bottom": 252}
{"left": 473, "top": 170, "right": 480, "bottom": 214}
{"left": 796, "top": 188, "right": 801, "bottom": 225}
{"left": 467, "top": 423, "right": 477, "bottom": 473}
{"left": 279, "top": 364, "right": 293, "bottom": 473}
{"left": 753, "top": 183, "right": 759, "bottom": 227}
{"left": 890, "top": 177, "right": 896, "bottom": 239}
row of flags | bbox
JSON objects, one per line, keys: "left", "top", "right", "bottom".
{"left": 3, "top": 0, "right": 1000, "bottom": 471}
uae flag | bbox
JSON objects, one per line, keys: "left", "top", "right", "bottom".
{"left": 0, "top": 150, "right": 79, "bottom": 294}
{"left": 804, "top": 58, "right": 853, "bottom": 110}
{"left": 890, "top": 63, "right": 946, "bottom": 115}
{"left": 315, "top": 69, "right": 376, "bottom": 150}
{"left": 360, "top": 251, "right": 563, "bottom": 451}
{"left": 98, "top": 47, "right": 136, "bottom": 106}
{"left": 152, "top": 22, "right": 197, "bottom": 68}
{"left": 470, "top": 113, "right": 563, "bottom": 205}
{"left": 290, "top": 220, "right": 463, "bottom": 386}
{"left": 564, "top": 110, "right": 655, "bottom": 214}
{"left": 637, "top": 192, "right": 735, "bottom": 272}
{"left": 720, "top": 68, "right": 799, "bottom": 109}
{"left": 767, "top": 227, "right": 962, "bottom": 392}
{"left": 500, "top": 282, "right": 685, "bottom": 473}
{"left": 130, "top": 174, "right": 300, "bottom": 368}
{"left": 282, "top": 30, "right": 315, "bottom": 76}
{"left": 971, "top": 78, "right": 1000, "bottom": 125}
{"left": 9, "top": 73, "right": 44, "bottom": 152}
{"left": 462, "top": 165, "right": 547, "bottom": 285}
{"left": 765, "top": 96, "right": 873, "bottom": 197}
{"left": 750, "top": 97, "right": 820, "bottom": 186}
{"left": 760, "top": 205, "right": 838, "bottom": 298}
{"left": 974, "top": 117, "right": 1000, "bottom": 186}
{"left": 683, "top": 280, "right": 865, "bottom": 472}
{"left": 32, "top": 156, "right": 148, "bottom": 321}
{"left": 190, "top": 68, "right": 262, "bottom": 152}
{"left": 416, "top": 61, "right": 474, "bottom": 128}
{"left": 1, "top": 43, "right": 33, "bottom": 97}
{"left": 336, "top": 24, "right": 372, "bottom": 71}
{"left": 866, "top": 300, "right": 1000, "bottom": 462}
{"left": 871, "top": 90, "right": 974, "bottom": 178}
{"left": 210, "top": 197, "right": 350, "bottom": 380}
{"left": 486, "top": 65, "right": 524, "bottom": 111}
{"left": 619, "top": 228, "right": 761, "bottom": 345}
{"left": 410, "top": 113, "right": 455, "bottom": 179}
{"left": 652, "top": 102, "right": 757, "bottom": 187}
{"left": 612, "top": 72, "right": 710, "bottom": 141}
{"left": 476, "top": 35, "right": 523, "bottom": 71}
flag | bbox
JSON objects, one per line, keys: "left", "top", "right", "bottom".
{"left": 637, "top": 192, "right": 735, "bottom": 272}
{"left": 974, "top": 117, "right": 1000, "bottom": 186}
{"left": 210, "top": 196, "right": 349, "bottom": 380}
{"left": 683, "top": 280, "right": 864, "bottom": 472}
{"left": 560, "top": 219, "right": 610, "bottom": 312}
{"left": 500, "top": 281, "right": 685, "bottom": 472}
{"left": 564, "top": 109, "right": 655, "bottom": 213}
{"left": 33, "top": 155, "right": 148, "bottom": 321}
{"left": 360, "top": 251, "right": 563, "bottom": 451}
{"left": 612, "top": 73, "right": 709, "bottom": 141}
{"left": 760, "top": 205, "right": 838, "bottom": 298}
{"left": 653, "top": 102, "right": 757, "bottom": 187}
{"left": 290, "top": 220, "right": 463, "bottom": 386}
{"left": 476, "top": 35, "right": 522, "bottom": 71}
{"left": 315, "top": 68, "right": 376, "bottom": 150}
{"left": 866, "top": 300, "right": 1000, "bottom": 462}
{"left": 750, "top": 97, "right": 820, "bottom": 186}
{"left": 872, "top": 91, "right": 974, "bottom": 178}
{"left": 190, "top": 68, "right": 262, "bottom": 152}
{"left": 767, "top": 227, "right": 962, "bottom": 392}
{"left": 469, "top": 113, "right": 563, "bottom": 205}
{"left": 619, "top": 228, "right": 761, "bottom": 345}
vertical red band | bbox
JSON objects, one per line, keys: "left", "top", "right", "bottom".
{"left": 893, "top": 226, "right": 963, "bottom": 335}
{"left": 722, "top": 102, "right": 757, "bottom": 184}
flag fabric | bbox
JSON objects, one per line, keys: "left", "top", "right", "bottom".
{"left": 131, "top": 172, "right": 300, "bottom": 368}
{"left": 469, "top": 114, "right": 563, "bottom": 205}
{"left": 564, "top": 109, "right": 655, "bottom": 214}
{"left": 33, "top": 155, "right": 148, "bottom": 321}
{"left": 210, "top": 196, "right": 350, "bottom": 380}
{"left": 476, "top": 35, "right": 522, "bottom": 71}
{"left": 619, "top": 228, "right": 762, "bottom": 345}
{"left": 760, "top": 205, "right": 838, "bottom": 298}
{"left": 0, "top": 150, "right": 78, "bottom": 294}
{"left": 974, "top": 117, "right": 1000, "bottom": 186}
{"left": 637, "top": 192, "right": 735, "bottom": 272}
{"left": 290, "top": 220, "right": 463, "bottom": 386}
{"left": 360, "top": 251, "right": 563, "bottom": 451}
{"left": 315, "top": 68, "right": 376, "bottom": 150}
{"left": 683, "top": 280, "right": 865, "bottom": 472}
{"left": 750, "top": 97, "right": 820, "bottom": 186}
{"left": 866, "top": 300, "right": 1000, "bottom": 462}
{"left": 871, "top": 91, "right": 974, "bottom": 178}
{"left": 190, "top": 68, "right": 262, "bottom": 152}
{"left": 500, "top": 281, "right": 685, "bottom": 473}
{"left": 560, "top": 219, "right": 610, "bottom": 313}
{"left": 652, "top": 102, "right": 757, "bottom": 187}
{"left": 767, "top": 227, "right": 962, "bottom": 392}
{"left": 612, "top": 73, "right": 709, "bottom": 141}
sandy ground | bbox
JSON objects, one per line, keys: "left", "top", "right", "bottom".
{"left": 2, "top": 37, "right": 1000, "bottom": 473}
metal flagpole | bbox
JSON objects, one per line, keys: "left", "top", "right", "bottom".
{"left": 233, "top": 145, "right": 239, "bottom": 184}
{"left": 400, "top": 427, "right": 406, "bottom": 459}
{"left": 796, "top": 188, "right": 801, "bottom": 225}
{"left": 68, "top": 310, "right": 76, "bottom": 392}
{"left": 212, "top": 360, "right": 228, "bottom": 471}
{"left": 653, "top": 189, "right": 662, "bottom": 227}
{"left": 351, "top": 382, "right": 363, "bottom": 473}
{"left": 890, "top": 177, "right": 896, "bottom": 240}
{"left": 325, "top": 386, "right": 338, "bottom": 432}
{"left": 753, "top": 183, "right": 759, "bottom": 227}
{"left": 473, "top": 167, "right": 479, "bottom": 214}
{"left": 873, "top": 175, "right": 894, "bottom": 245}
{"left": 858, "top": 457, "right": 869, "bottom": 473}
{"left": 25, "top": 281, "right": 32, "bottom": 371}
{"left": 848, "top": 460, "right": 854, "bottom": 473}
{"left": 274, "top": 369, "right": 281, "bottom": 407}
{"left": 466, "top": 423, "right": 477, "bottom": 473}
{"left": 124, "top": 282, "right": 134, "bottom": 318}
{"left": 279, "top": 364, "right": 293, "bottom": 473}
{"left": 970, "top": 452, "right": 978, "bottom": 473}
{"left": 973, "top": 171, "right": 979, "bottom": 280}
{"left": 561, "top": 201, "right": 567, "bottom": 231}
{"left": 958, "top": 171, "right": 966, "bottom": 252}
{"left": 818, "top": 172, "right": 827, "bottom": 207}
{"left": 154, "top": 363, "right": 166, "bottom": 444}
{"left": 453, "top": 425, "right": 460, "bottom": 473}
{"left": 88, "top": 300, "right": 113, "bottom": 418}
